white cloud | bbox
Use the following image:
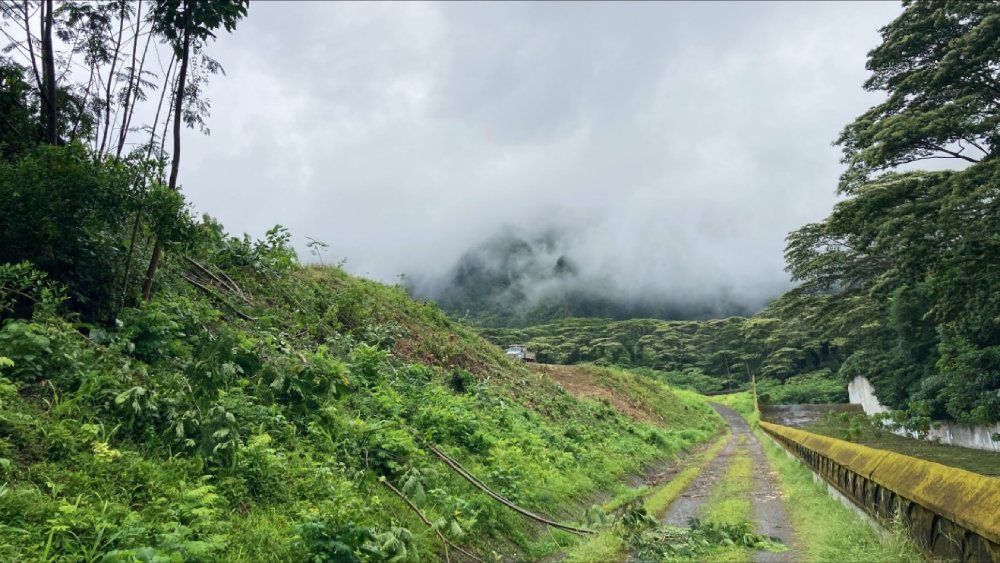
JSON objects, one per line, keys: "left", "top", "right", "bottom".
{"left": 180, "top": 0, "right": 900, "bottom": 306}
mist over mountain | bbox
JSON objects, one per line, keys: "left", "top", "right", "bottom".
{"left": 408, "top": 226, "right": 775, "bottom": 327}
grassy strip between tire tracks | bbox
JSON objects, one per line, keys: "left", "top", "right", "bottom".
{"left": 689, "top": 433, "right": 755, "bottom": 562}
{"left": 564, "top": 433, "right": 730, "bottom": 562}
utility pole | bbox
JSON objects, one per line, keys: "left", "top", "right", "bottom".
{"left": 744, "top": 361, "right": 759, "bottom": 415}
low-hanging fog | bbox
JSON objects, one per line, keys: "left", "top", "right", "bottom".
{"left": 180, "top": 1, "right": 901, "bottom": 319}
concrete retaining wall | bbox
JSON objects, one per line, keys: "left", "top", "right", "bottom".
{"left": 760, "top": 420, "right": 1000, "bottom": 562}
{"left": 848, "top": 376, "right": 1000, "bottom": 452}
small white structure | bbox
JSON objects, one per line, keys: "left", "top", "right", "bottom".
{"left": 504, "top": 344, "right": 536, "bottom": 363}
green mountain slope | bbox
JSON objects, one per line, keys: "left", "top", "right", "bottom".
{"left": 0, "top": 252, "right": 722, "bottom": 561}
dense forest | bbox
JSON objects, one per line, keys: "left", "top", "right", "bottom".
{"left": 482, "top": 1, "right": 1000, "bottom": 426}
{"left": 479, "top": 302, "right": 846, "bottom": 405}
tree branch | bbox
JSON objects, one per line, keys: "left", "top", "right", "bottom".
{"left": 922, "top": 142, "right": 981, "bottom": 164}
{"left": 21, "top": 1, "right": 43, "bottom": 94}
{"left": 379, "top": 479, "right": 487, "bottom": 563}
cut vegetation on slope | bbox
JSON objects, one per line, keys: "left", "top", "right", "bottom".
{"left": 0, "top": 249, "right": 722, "bottom": 561}
{"left": 532, "top": 363, "right": 716, "bottom": 430}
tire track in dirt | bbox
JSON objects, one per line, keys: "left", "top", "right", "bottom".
{"left": 662, "top": 404, "right": 799, "bottom": 562}
{"left": 661, "top": 427, "right": 737, "bottom": 526}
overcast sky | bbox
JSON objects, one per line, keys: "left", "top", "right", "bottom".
{"left": 181, "top": 1, "right": 901, "bottom": 307}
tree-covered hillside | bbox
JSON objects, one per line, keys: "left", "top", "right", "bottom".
{"left": 479, "top": 302, "right": 846, "bottom": 405}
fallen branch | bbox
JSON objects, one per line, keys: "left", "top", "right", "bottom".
{"left": 380, "top": 479, "right": 485, "bottom": 563}
{"left": 183, "top": 273, "right": 256, "bottom": 321}
{"left": 184, "top": 256, "right": 250, "bottom": 303}
{"left": 427, "top": 444, "right": 594, "bottom": 536}
{"left": 217, "top": 268, "right": 249, "bottom": 301}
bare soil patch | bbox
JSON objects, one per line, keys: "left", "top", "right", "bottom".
{"left": 531, "top": 363, "right": 663, "bottom": 426}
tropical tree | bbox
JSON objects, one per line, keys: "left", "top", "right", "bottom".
{"left": 837, "top": 0, "right": 999, "bottom": 192}
{"left": 785, "top": 0, "right": 999, "bottom": 423}
{"left": 142, "top": 0, "right": 248, "bottom": 300}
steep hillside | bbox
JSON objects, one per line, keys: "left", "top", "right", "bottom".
{"left": 0, "top": 248, "right": 722, "bottom": 561}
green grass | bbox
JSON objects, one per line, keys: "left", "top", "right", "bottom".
{"left": 754, "top": 429, "right": 923, "bottom": 562}
{"left": 805, "top": 415, "right": 1000, "bottom": 476}
{"left": 0, "top": 260, "right": 728, "bottom": 561}
{"left": 564, "top": 433, "right": 730, "bottom": 562}
{"left": 689, "top": 434, "right": 754, "bottom": 562}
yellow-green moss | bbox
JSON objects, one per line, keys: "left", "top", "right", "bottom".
{"left": 760, "top": 421, "right": 1000, "bottom": 544}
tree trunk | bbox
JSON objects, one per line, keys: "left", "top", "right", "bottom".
{"left": 116, "top": 0, "right": 147, "bottom": 159}
{"left": 22, "top": 1, "right": 42, "bottom": 95}
{"left": 120, "top": 55, "right": 175, "bottom": 310}
{"left": 142, "top": 4, "right": 190, "bottom": 301}
{"left": 40, "top": 0, "right": 57, "bottom": 144}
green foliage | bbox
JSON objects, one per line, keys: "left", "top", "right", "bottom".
{"left": 0, "top": 320, "right": 54, "bottom": 382}
{"left": 780, "top": 0, "right": 1000, "bottom": 423}
{"left": 615, "top": 500, "right": 783, "bottom": 561}
{"left": 836, "top": 0, "right": 997, "bottom": 192}
{"left": 481, "top": 314, "right": 842, "bottom": 399}
{"left": 784, "top": 162, "right": 999, "bottom": 422}
{"left": 150, "top": 0, "right": 249, "bottom": 53}
{"left": 757, "top": 371, "right": 846, "bottom": 405}
{"left": 296, "top": 518, "right": 381, "bottom": 563}
{"left": 0, "top": 144, "right": 194, "bottom": 321}
{"left": 0, "top": 261, "right": 66, "bottom": 320}
{"left": 0, "top": 62, "right": 43, "bottom": 158}
{"left": 0, "top": 241, "right": 720, "bottom": 560}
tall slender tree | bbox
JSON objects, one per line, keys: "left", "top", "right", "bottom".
{"left": 141, "top": 0, "right": 248, "bottom": 300}
{"left": 39, "top": 0, "right": 57, "bottom": 143}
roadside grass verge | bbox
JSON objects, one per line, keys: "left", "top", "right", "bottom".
{"left": 754, "top": 429, "right": 923, "bottom": 562}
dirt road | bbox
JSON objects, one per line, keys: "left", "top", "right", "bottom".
{"left": 662, "top": 404, "right": 799, "bottom": 562}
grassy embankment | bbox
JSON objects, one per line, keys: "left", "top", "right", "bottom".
{"left": 719, "top": 393, "right": 923, "bottom": 562}
{"left": 0, "top": 259, "right": 723, "bottom": 561}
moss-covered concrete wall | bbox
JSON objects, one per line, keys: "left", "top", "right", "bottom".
{"left": 761, "top": 421, "right": 1000, "bottom": 562}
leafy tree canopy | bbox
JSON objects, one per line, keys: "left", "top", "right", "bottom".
{"left": 837, "top": 0, "right": 999, "bottom": 192}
